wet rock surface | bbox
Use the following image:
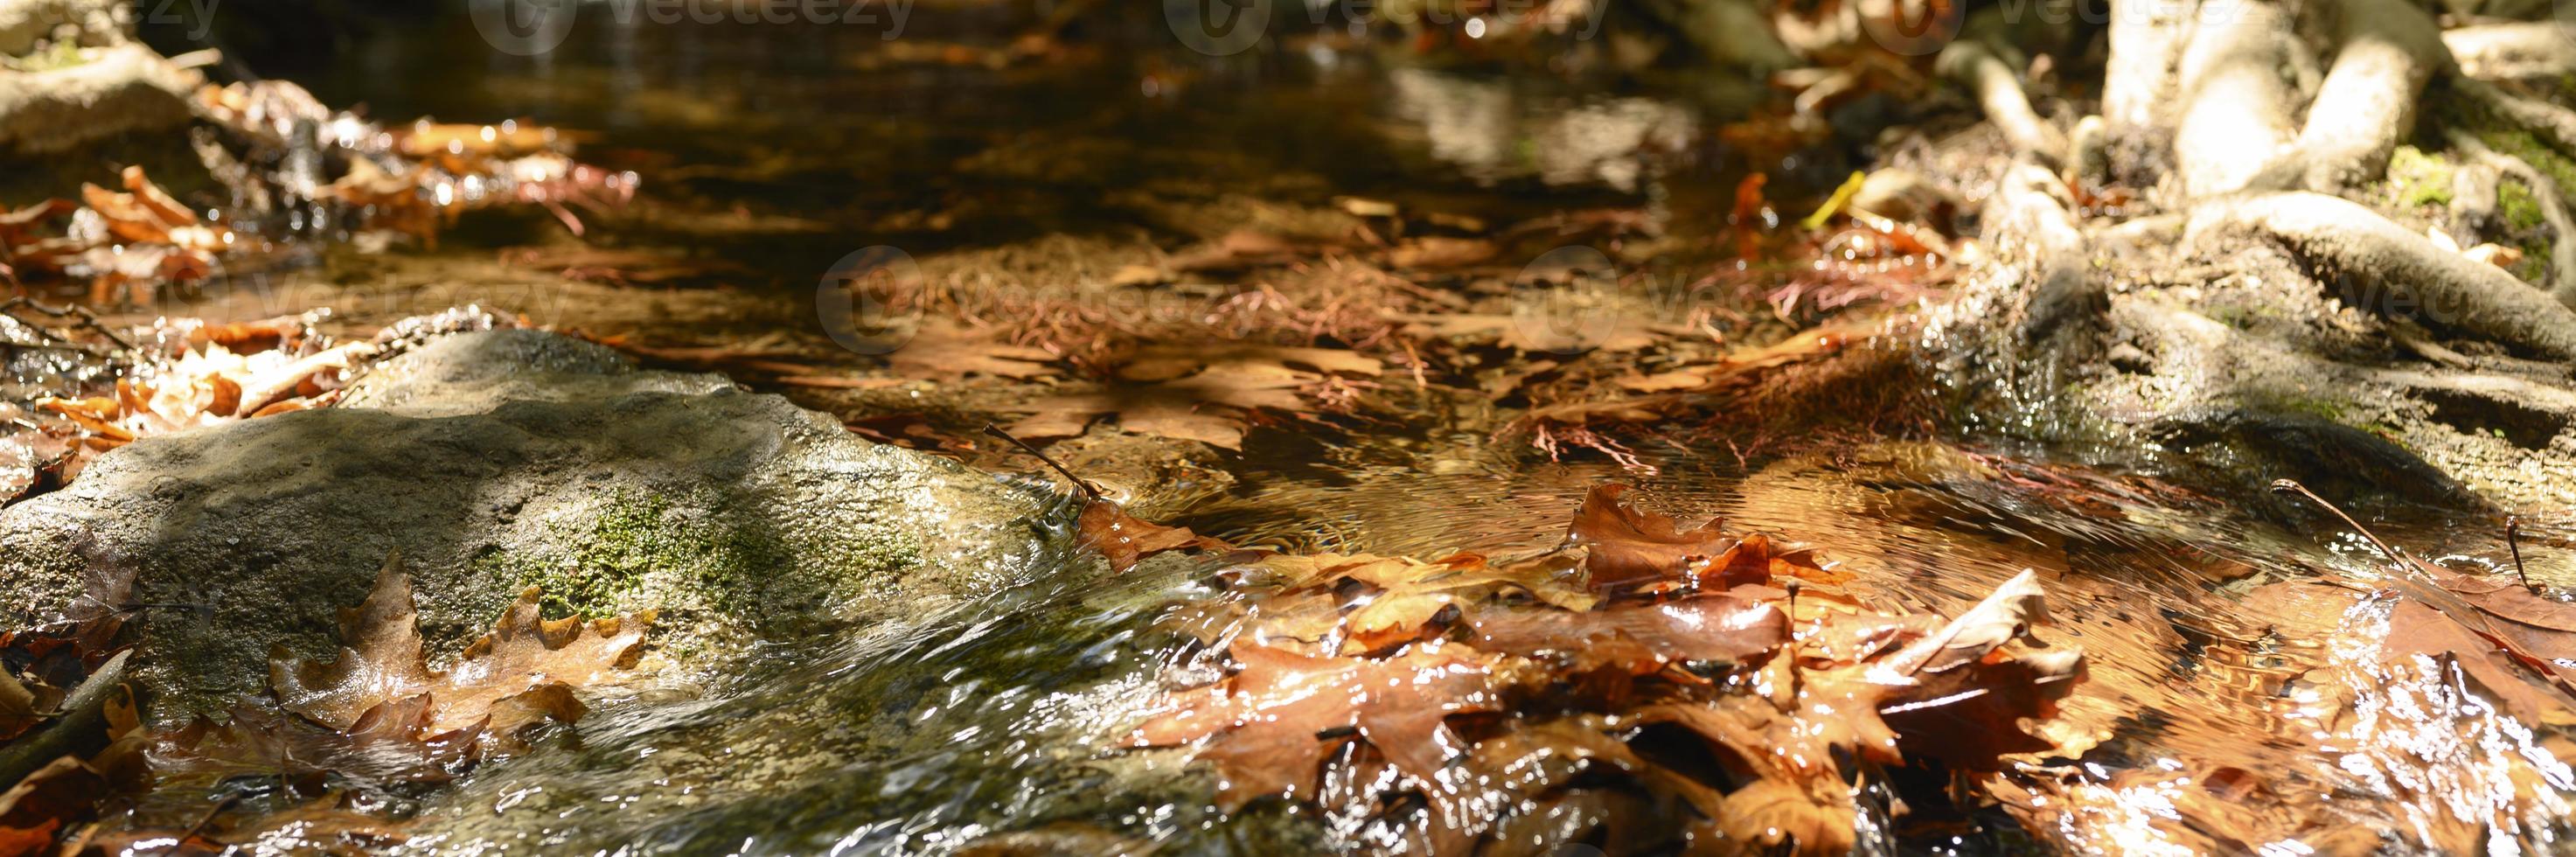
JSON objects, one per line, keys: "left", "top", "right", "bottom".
{"left": 0, "top": 328, "right": 1072, "bottom": 717}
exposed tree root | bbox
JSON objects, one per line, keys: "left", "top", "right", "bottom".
{"left": 1981, "top": 163, "right": 2095, "bottom": 343}
{"left": 2449, "top": 128, "right": 2576, "bottom": 302}
{"left": 2442, "top": 22, "right": 2576, "bottom": 80}
{"left": 2170, "top": 0, "right": 2304, "bottom": 198}
{"left": 1938, "top": 38, "right": 2064, "bottom": 167}
{"left": 2185, "top": 192, "right": 2576, "bottom": 362}
{"left": 2099, "top": 0, "right": 2194, "bottom": 166}
{"left": 2455, "top": 77, "right": 2576, "bottom": 157}
{"left": 2289, "top": 0, "right": 2451, "bottom": 192}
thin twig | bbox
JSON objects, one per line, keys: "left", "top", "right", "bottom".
{"left": 0, "top": 296, "right": 136, "bottom": 352}
{"left": 2510, "top": 514, "right": 2537, "bottom": 592}
{"left": 2269, "top": 479, "right": 2405, "bottom": 566}
{"left": 983, "top": 423, "right": 1102, "bottom": 501}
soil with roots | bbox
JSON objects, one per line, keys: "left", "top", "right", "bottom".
{"left": 1918, "top": 0, "right": 2576, "bottom": 518}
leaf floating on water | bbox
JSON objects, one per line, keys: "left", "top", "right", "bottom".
{"left": 1467, "top": 593, "right": 1787, "bottom": 675}
{"left": 1886, "top": 568, "right": 2051, "bottom": 675}
{"left": 1077, "top": 499, "right": 1209, "bottom": 573}
{"left": 1564, "top": 484, "right": 1748, "bottom": 590}
{"left": 1121, "top": 487, "right": 2088, "bottom": 854}
{"left": 1124, "top": 639, "right": 1503, "bottom": 812}
{"left": 1009, "top": 344, "right": 1382, "bottom": 449}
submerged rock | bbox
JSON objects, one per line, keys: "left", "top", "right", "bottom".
{"left": 0, "top": 328, "right": 1072, "bottom": 716}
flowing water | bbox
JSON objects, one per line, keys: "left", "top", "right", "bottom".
{"left": 44, "top": 7, "right": 2576, "bottom": 854}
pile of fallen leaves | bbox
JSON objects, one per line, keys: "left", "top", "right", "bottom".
{"left": 0, "top": 555, "right": 655, "bottom": 854}
{"left": 1111, "top": 484, "right": 2085, "bottom": 854}
{"left": 3, "top": 79, "right": 635, "bottom": 308}
{"left": 194, "top": 80, "right": 637, "bottom": 246}
{"left": 1, "top": 168, "right": 235, "bottom": 307}
{"left": 2, "top": 312, "right": 365, "bottom": 503}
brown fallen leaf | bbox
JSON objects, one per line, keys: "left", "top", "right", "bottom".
{"left": 1468, "top": 592, "right": 1787, "bottom": 673}
{"left": 888, "top": 320, "right": 1062, "bottom": 380}
{"left": 1119, "top": 486, "right": 2086, "bottom": 854}
{"left": 268, "top": 554, "right": 432, "bottom": 731}
{"left": 0, "top": 756, "right": 111, "bottom": 856}
{"left": 1234, "top": 551, "right": 1596, "bottom": 653}
{"left": 0, "top": 672, "right": 47, "bottom": 743}
{"left": 1078, "top": 498, "right": 1207, "bottom": 573}
{"left": 269, "top": 555, "right": 652, "bottom": 739}
{"left": 1563, "top": 484, "right": 1752, "bottom": 591}
{"left": 1009, "top": 344, "right": 1381, "bottom": 449}
{"left": 1125, "top": 639, "right": 1504, "bottom": 811}
{"left": 150, "top": 700, "right": 477, "bottom": 793}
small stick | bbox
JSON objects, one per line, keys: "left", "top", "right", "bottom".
{"left": 2269, "top": 480, "right": 2406, "bottom": 566}
{"left": 2510, "top": 515, "right": 2538, "bottom": 592}
{"left": 982, "top": 423, "right": 1103, "bottom": 501}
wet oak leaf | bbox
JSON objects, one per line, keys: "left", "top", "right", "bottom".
{"left": 270, "top": 555, "right": 434, "bottom": 730}
{"left": 0, "top": 756, "right": 111, "bottom": 856}
{"left": 270, "top": 556, "right": 653, "bottom": 741}
{"left": 147, "top": 699, "right": 488, "bottom": 798}
{"left": 1884, "top": 568, "right": 2052, "bottom": 675}
{"left": 1881, "top": 647, "right": 2087, "bottom": 770}
{"left": 1703, "top": 778, "right": 1859, "bottom": 855}
{"left": 1565, "top": 484, "right": 1750, "bottom": 590}
{"left": 2383, "top": 601, "right": 2576, "bottom": 727}
{"left": 435, "top": 588, "right": 652, "bottom": 735}
{"left": 1125, "top": 639, "right": 1505, "bottom": 811}
{"left": 1078, "top": 499, "right": 1210, "bottom": 573}
{"left": 1237, "top": 552, "right": 1596, "bottom": 652}
{"left": 1010, "top": 345, "right": 1381, "bottom": 449}
{"left": 1467, "top": 593, "right": 1789, "bottom": 674}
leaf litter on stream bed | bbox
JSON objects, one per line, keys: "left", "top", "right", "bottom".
{"left": 0, "top": 554, "right": 658, "bottom": 855}
{"left": 1098, "top": 483, "right": 2086, "bottom": 854}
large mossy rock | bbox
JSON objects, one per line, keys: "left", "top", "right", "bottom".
{"left": 0, "top": 329, "right": 1070, "bottom": 716}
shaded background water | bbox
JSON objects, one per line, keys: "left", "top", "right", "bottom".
{"left": 52, "top": 2, "right": 2576, "bottom": 853}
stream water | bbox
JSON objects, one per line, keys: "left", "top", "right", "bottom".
{"left": 46, "top": 6, "right": 2576, "bottom": 854}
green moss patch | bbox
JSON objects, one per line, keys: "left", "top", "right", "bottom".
{"left": 2386, "top": 146, "right": 2455, "bottom": 209}
{"left": 474, "top": 492, "right": 922, "bottom": 624}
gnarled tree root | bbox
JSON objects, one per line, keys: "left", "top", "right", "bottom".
{"left": 2449, "top": 129, "right": 2576, "bottom": 303}
{"left": 2443, "top": 23, "right": 2576, "bottom": 80}
{"left": 1939, "top": 38, "right": 2064, "bottom": 167}
{"left": 2187, "top": 192, "right": 2576, "bottom": 362}
{"left": 2289, "top": 0, "right": 2451, "bottom": 192}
